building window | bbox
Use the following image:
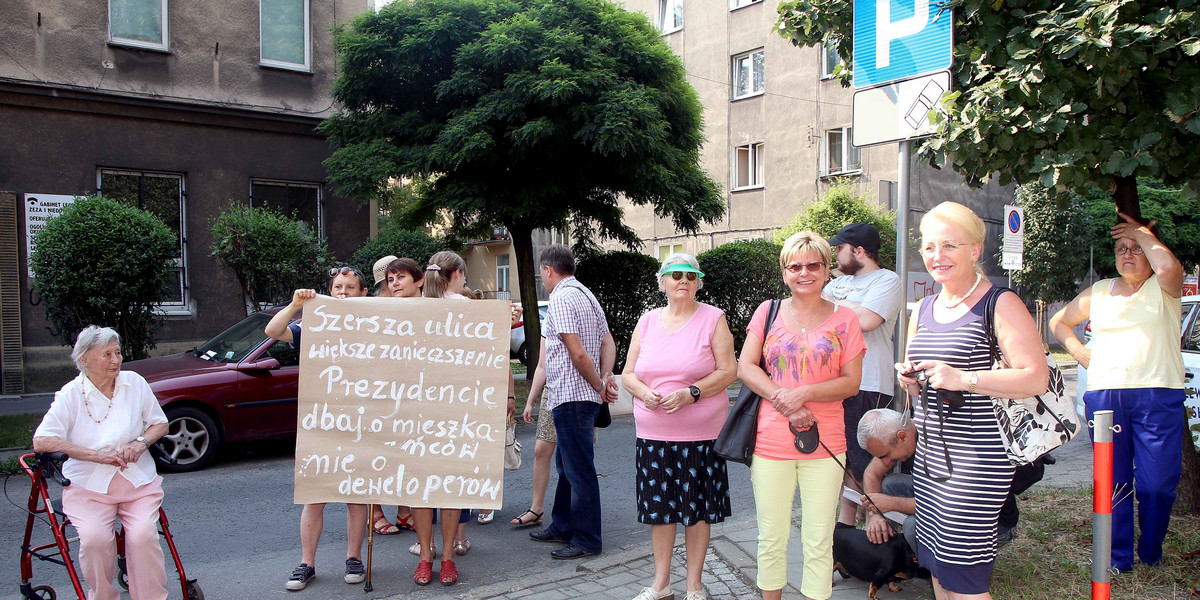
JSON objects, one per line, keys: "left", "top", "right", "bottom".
{"left": 108, "top": 0, "right": 168, "bottom": 51}
{"left": 496, "top": 254, "right": 511, "bottom": 299}
{"left": 250, "top": 180, "right": 322, "bottom": 236}
{"left": 733, "top": 143, "right": 765, "bottom": 190}
{"left": 260, "top": 0, "right": 310, "bottom": 71}
{"left": 97, "top": 169, "right": 188, "bottom": 311}
{"left": 730, "top": 0, "right": 763, "bottom": 10}
{"left": 550, "top": 228, "right": 568, "bottom": 246}
{"left": 658, "top": 244, "right": 684, "bottom": 262}
{"left": 732, "top": 50, "right": 765, "bottom": 99}
{"left": 821, "top": 40, "right": 845, "bottom": 79}
{"left": 823, "top": 127, "right": 861, "bottom": 176}
{"left": 655, "top": 0, "right": 683, "bottom": 34}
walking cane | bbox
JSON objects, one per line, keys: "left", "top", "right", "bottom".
{"left": 364, "top": 503, "right": 374, "bottom": 592}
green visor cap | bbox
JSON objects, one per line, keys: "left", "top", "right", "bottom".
{"left": 660, "top": 263, "right": 705, "bottom": 277}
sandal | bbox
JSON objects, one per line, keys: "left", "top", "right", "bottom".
{"left": 510, "top": 509, "right": 543, "bottom": 528}
{"left": 476, "top": 510, "right": 494, "bottom": 525}
{"left": 439, "top": 559, "right": 458, "bottom": 585}
{"left": 452, "top": 538, "right": 471, "bottom": 556}
{"left": 413, "top": 560, "right": 433, "bottom": 586}
{"left": 396, "top": 512, "right": 416, "bottom": 532}
{"left": 409, "top": 541, "right": 436, "bottom": 558}
{"left": 372, "top": 514, "right": 400, "bottom": 535}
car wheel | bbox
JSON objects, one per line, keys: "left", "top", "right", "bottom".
{"left": 156, "top": 407, "right": 220, "bottom": 473}
{"left": 517, "top": 342, "right": 529, "bottom": 367}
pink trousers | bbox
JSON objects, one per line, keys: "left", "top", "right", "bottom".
{"left": 62, "top": 475, "right": 168, "bottom": 600}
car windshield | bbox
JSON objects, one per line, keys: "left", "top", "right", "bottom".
{"left": 194, "top": 313, "right": 275, "bottom": 363}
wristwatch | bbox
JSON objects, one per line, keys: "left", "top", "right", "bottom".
{"left": 689, "top": 385, "right": 701, "bottom": 401}
{"left": 968, "top": 373, "right": 979, "bottom": 394}
{"left": 134, "top": 436, "right": 148, "bottom": 446}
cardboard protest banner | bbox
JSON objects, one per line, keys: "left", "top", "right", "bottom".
{"left": 292, "top": 296, "right": 511, "bottom": 508}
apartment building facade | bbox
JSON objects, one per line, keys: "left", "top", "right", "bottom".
{"left": 618, "top": 0, "right": 1015, "bottom": 290}
{"left": 0, "top": 0, "right": 374, "bottom": 390}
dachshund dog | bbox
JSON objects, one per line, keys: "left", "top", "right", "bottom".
{"left": 832, "top": 522, "right": 920, "bottom": 600}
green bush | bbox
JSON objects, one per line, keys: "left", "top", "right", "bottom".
{"left": 696, "top": 240, "right": 789, "bottom": 352}
{"left": 350, "top": 226, "right": 461, "bottom": 286}
{"left": 775, "top": 178, "right": 897, "bottom": 270}
{"left": 30, "top": 196, "right": 178, "bottom": 360}
{"left": 575, "top": 251, "right": 662, "bottom": 372}
{"left": 210, "top": 205, "right": 334, "bottom": 312}
{"left": 1008, "top": 184, "right": 1092, "bottom": 303}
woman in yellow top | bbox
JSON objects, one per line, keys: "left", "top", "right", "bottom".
{"left": 1050, "top": 212, "right": 1185, "bottom": 573}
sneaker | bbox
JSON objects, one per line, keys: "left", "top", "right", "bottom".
{"left": 685, "top": 591, "right": 707, "bottom": 600}
{"left": 285, "top": 563, "right": 315, "bottom": 591}
{"left": 344, "top": 557, "right": 365, "bottom": 584}
{"left": 632, "top": 586, "right": 674, "bottom": 600}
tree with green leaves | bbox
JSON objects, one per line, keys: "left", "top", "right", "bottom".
{"left": 775, "top": 0, "right": 1200, "bottom": 221}
{"left": 1007, "top": 184, "right": 1093, "bottom": 303}
{"left": 209, "top": 204, "right": 334, "bottom": 313}
{"left": 775, "top": 178, "right": 897, "bottom": 270}
{"left": 31, "top": 196, "right": 178, "bottom": 360}
{"left": 321, "top": 0, "right": 723, "bottom": 367}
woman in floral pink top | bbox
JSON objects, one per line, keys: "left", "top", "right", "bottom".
{"left": 737, "top": 231, "right": 865, "bottom": 600}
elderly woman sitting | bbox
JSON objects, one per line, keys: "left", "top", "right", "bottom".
{"left": 33, "top": 326, "right": 170, "bottom": 600}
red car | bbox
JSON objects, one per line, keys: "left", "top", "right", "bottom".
{"left": 124, "top": 307, "right": 300, "bottom": 472}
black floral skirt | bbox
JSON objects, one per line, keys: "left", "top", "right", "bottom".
{"left": 635, "top": 438, "right": 732, "bottom": 526}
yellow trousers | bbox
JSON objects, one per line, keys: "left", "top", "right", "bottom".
{"left": 750, "top": 454, "right": 844, "bottom": 599}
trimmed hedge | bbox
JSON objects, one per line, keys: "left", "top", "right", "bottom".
{"left": 575, "top": 250, "right": 662, "bottom": 372}
{"left": 696, "top": 239, "right": 788, "bottom": 351}
{"left": 31, "top": 196, "right": 178, "bottom": 360}
{"left": 350, "top": 227, "right": 460, "bottom": 287}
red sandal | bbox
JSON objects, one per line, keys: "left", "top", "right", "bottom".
{"left": 396, "top": 512, "right": 416, "bottom": 532}
{"left": 413, "top": 560, "right": 433, "bottom": 586}
{"left": 439, "top": 559, "right": 458, "bottom": 586}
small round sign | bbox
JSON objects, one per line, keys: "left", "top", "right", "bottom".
{"left": 1007, "top": 210, "right": 1022, "bottom": 233}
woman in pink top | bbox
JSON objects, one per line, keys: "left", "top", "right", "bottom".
{"left": 738, "top": 231, "right": 864, "bottom": 600}
{"left": 621, "top": 254, "right": 738, "bottom": 600}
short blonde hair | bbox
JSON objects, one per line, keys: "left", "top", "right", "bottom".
{"left": 920, "top": 201, "right": 985, "bottom": 245}
{"left": 657, "top": 253, "right": 704, "bottom": 291}
{"left": 779, "top": 231, "right": 832, "bottom": 270}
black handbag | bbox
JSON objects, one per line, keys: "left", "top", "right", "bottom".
{"left": 595, "top": 402, "right": 612, "bottom": 428}
{"left": 713, "top": 299, "right": 782, "bottom": 466}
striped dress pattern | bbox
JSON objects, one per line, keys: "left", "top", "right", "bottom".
{"left": 908, "top": 295, "right": 1014, "bottom": 572}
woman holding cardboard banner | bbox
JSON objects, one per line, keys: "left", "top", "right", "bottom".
{"left": 264, "top": 266, "right": 371, "bottom": 592}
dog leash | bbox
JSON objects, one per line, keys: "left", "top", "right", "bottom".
{"left": 814, "top": 436, "right": 902, "bottom": 536}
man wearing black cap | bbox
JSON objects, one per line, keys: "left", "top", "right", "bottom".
{"left": 823, "top": 223, "right": 904, "bottom": 526}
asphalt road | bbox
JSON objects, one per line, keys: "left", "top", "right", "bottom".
{"left": 0, "top": 414, "right": 758, "bottom": 600}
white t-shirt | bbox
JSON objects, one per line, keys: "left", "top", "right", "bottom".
{"left": 34, "top": 371, "right": 168, "bottom": 493}
{"left": 823, "top": 268, "right": 904, "bottom": 394}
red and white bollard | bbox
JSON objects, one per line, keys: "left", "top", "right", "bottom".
{"left": 1092, "top": 410, "right": 1115, "bottom": 600}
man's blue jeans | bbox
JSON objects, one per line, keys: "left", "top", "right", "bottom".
{"left": 545, "top": 401, "right": 602, "bottom": 554}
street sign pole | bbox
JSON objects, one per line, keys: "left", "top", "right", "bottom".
{"left": 894, "top": 139, "right": 911, "bottom": 403}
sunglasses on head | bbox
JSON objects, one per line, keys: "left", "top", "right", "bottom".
{"left": 669, "top": 271, "right": 699, "bottom": 281}
{"left": 329, "top": 266, "right": 364, "bottom": 279}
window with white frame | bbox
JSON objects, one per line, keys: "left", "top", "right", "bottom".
{"left": 732, "top": 50, "right": 765, "bottom": 99}
{"left": 733, "top": 142, "right": 765, "bottom": 190}
{"left": 260, "top": 0, "right": 310, "bottom": 71}
{"left": 550, "top": 228, "right": 568, "bottom": 246}
{"left": 821, "top": 40, "right": 846, "bottom": 79}
{"left": 658, "top": 244, "right": 684, "bottom": 263}
{"left": 823, "top": 127, "right": 862, "bottom": 176}
{"left": 97, "top": 169, "right": 189, "bottom": 311}
{"left": 496, "top": 254, "right": 511, "bottom": 298}
{"left": 250, "top": 180, "right": 322, "bottom": 236}
{"left": 655, "top": 0, "right": 683, "bottom": 33}
{"left": 108, "top": 0, "right": 168, "bottom": 51}
{"left": 730, "top": 0, "right": 763, "bottom": 9}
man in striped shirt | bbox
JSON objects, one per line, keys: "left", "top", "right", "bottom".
{"left": 528, "top": 244, "right": 617, "bottom": 560}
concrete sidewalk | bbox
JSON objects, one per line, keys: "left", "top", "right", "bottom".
{"left": 390, "top": 367, "right": 1091, "bottom": 600}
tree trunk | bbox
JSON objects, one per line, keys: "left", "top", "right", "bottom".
{"left": 1177, "top": 414, "right": 1200, "bottom": 514}
{"left": 508, "top": 222, "right": 541, "bottom": 380}
{"left": 1112, "top": 175, "right": 1141, "bottom": 222}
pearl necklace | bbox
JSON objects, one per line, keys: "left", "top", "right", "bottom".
{"left": 941, "top": 272, "right": 982, "bottom": 309}
{"left": 84, "top": 394, "right": 114, "bottom": 424}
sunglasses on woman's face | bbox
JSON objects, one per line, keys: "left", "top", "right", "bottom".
{"left": 669, "top": 271, "right": 698, "bottom": 281}
{"left": 784, "top": 261, "right": 825, "bottom": 274}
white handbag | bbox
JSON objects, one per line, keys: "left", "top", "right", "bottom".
{"left": 984, "top": 287, "right": 1081, "bottom": 465}
{"left": 504, "top": 418, "right": 522, "bottom": 471}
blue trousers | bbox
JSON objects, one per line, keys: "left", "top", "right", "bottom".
{"left": 545, "top": 401, "right": 602, "bottom": 554}
{"left": 1084, "top": 387, "right": 1185, "bottom": 570}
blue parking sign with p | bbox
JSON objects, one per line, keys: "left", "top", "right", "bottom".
{"left": 853, "top": 0, "right": 952, "bottom": 88}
